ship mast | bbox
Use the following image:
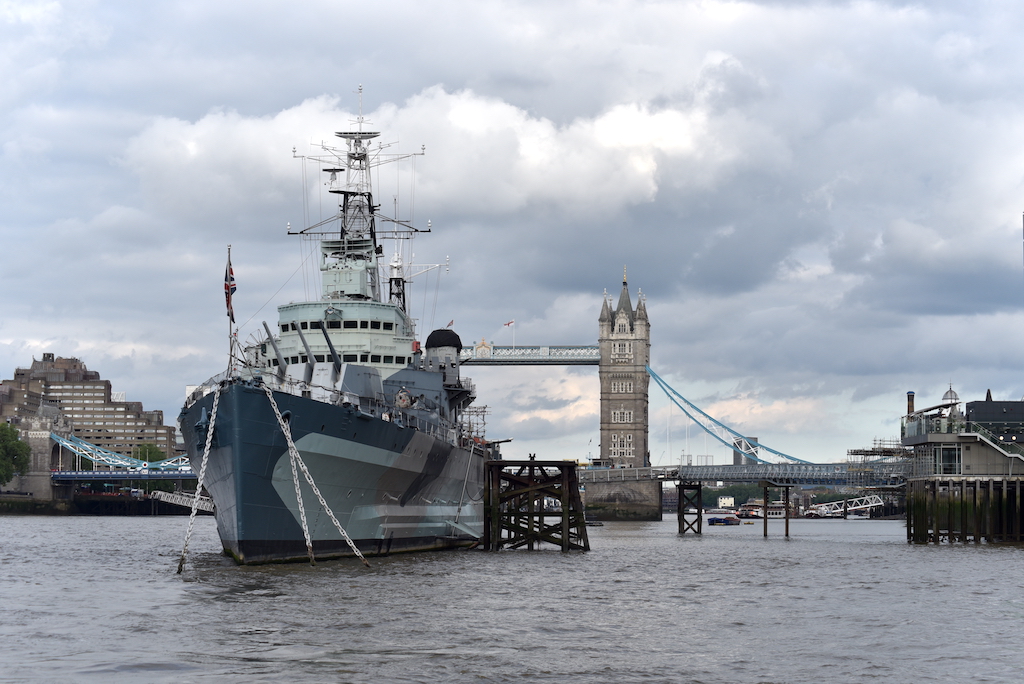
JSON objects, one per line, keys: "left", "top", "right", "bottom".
{"left": 291, "top": 86, "right": 426, "bottom": 311}
{"left": 330, "top": 91, "right": 381, "bottom": 300}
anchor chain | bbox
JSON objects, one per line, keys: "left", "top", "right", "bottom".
{"left": 177, "top": 387, "right": 221, "bottom": 574}
{"left": 262, "top": 384, "right": 370, "bottom": 567}
{"left": 287, "top": 416, "right": 316, "bottom": 565}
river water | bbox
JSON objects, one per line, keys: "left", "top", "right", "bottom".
{"left": 2, "top": 514, "right": 1023, "bottom": 683}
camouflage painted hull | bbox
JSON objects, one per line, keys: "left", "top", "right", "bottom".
{"left": 180, "top": 382, "right": 486, "bottom": 564}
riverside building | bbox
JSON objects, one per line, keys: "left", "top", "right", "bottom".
{"left": 0, "top": 354, "right": 176, "bottom": 460}
{"left": 902, "top": 387, "right": 1024, "bottom": 542}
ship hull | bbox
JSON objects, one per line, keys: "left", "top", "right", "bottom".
{"left": 180, "top": 382, "right": 485, "bottom": 564}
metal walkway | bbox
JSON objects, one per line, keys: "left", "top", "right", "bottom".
{"left": 807, "top": 495, "right": 885, "bottom": 517}
{"left": 151, "top": 490, "right": 214, "bottom": 512}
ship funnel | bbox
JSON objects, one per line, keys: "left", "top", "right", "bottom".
{"left": 907, "top": 391, "right": 915, "bottom": 415}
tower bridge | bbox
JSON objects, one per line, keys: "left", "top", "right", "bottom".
{"left": 454, "top": 273, "right": 909, "bottom": 520}
{"left": 461, "top": 273, "right": 651, "bottom": 470}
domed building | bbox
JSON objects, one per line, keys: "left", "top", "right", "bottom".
{"left": 902, "top": 386, "right": 1024, "bottom": 543}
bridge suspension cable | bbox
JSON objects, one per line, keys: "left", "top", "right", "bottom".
{"left": 646, "top": 366, "right": 812, "bottom": 465}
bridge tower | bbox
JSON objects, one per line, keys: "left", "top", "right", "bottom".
{"left": 597, "top": 270, "right": 650, "bottom": 468}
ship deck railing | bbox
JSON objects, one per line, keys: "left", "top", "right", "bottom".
{"left": 186, "top": 371, "right": 473, "bottom": 448}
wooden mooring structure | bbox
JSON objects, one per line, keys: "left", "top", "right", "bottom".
{"left": 908, "top": 477, "right": 1024, "bottom": 543}
{"left": 483, "top": 459, "right": 590, "bottom": 551}
{"left": 677, "top": 480, "right": 796, "bottom": 537}
{"left": 677, "top": 482, "right": 702, "bottom": 534}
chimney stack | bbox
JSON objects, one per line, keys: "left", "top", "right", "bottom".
{"left": 907, "top": 391, "right": 915, "bottom": 415}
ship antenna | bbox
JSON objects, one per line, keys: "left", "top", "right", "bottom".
{"left": 356, "top": 84, "right": 364, "bottom": 132}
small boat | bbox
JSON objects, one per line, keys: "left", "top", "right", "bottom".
{"left": 708, "top": 516, "right": 741, "bottom": 526}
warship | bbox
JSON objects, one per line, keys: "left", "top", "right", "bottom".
{"left": 179, "top": 101, "right": 497, "bottom": 564}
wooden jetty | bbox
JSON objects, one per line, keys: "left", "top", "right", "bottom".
{"left": 483, "top": 459, "right": 590, "bottom": 551}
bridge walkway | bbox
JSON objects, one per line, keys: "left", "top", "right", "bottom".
{"left": 579, "top": 462, "right": 908, "bottom": 488}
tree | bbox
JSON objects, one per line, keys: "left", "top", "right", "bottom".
{"left": 0, "top": 422, "right": 31, "bottom": 486}
{"left": 134, "top": 443, "right": 166, "bottom": 464}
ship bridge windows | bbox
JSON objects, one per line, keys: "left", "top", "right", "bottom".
{"left": 280, "top": 320, "right": 330, "bottom": 331}
{"left": 328, "top": 318, "right": 395, "bottom": 331}
{"left": 267, "top": 353, "right": 407, "bottom": 366}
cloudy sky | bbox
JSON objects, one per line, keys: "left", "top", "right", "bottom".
{"left": 4, "top": 0, "right": 1024, "bottom": 464}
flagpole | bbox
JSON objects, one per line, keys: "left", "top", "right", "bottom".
{"left": 226, "top": 244, "right": 235, "bottom": 375}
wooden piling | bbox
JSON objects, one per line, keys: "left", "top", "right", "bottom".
{"left": 1011, "top": 479, "right": 1019, "bottom": 540}
{"left": 762, "top": 486, "right": 768, "bottom": 538}
{"left": 984, "top": 480, "right": 992, "bottom": 543}
{"left": 907, "top": 476, "right": 1024, "bottom": 545}
{"left": 677, "top": 482, "right": 702, "bottom": 535}
{"left": 784, "top": 486, "right": 790, "bottom": 538}
{"left": 959, "top": 481, "right": 966, "bottom": 542}
{"left": 483, "top": 460, "right": 589, "bottom": 552}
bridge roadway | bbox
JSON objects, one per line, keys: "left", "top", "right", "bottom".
{"left": 460, "top": 345, "right": 599, "bottom": 365}
{"left": 51, "top": 469, "right": 198, "bottom": 482}
{"left": 578, "top": 462, "right": 909, "bottom": 488}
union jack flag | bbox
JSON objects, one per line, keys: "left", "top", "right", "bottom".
{"left": 225, "top": 254, "right": 236, "bottom": 323}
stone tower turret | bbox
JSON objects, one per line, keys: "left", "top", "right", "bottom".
{"left": 598, "top": 269, "right": 651, "bottom": 468}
